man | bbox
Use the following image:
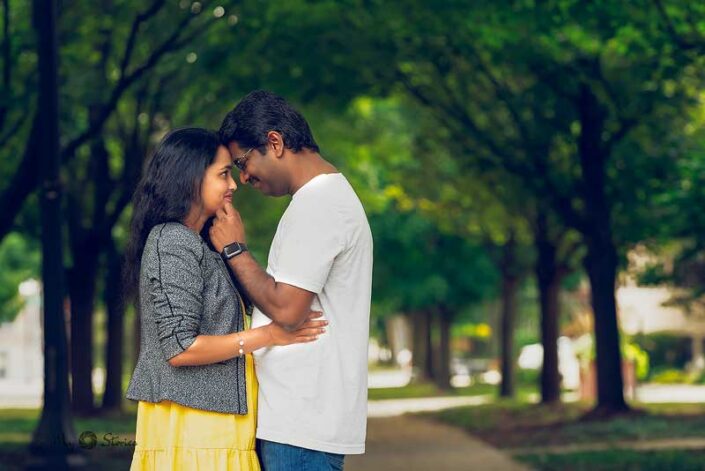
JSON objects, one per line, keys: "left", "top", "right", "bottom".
{"left": 209, "top": 90, "right": 373, "bottom": 471}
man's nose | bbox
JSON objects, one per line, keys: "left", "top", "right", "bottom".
{"left": 239, "top": 171, "right": 249, "bottom": 185}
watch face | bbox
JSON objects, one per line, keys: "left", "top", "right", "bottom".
{"left": 224, "top": 243, "right": 243, "bottom": 258}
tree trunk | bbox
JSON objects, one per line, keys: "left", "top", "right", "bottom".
{"left": 435, "top": 306, "right": 453, "bottom": 391}
{"left": 28, "top": 0, "right": 83, "bottom": 464}
{"left": 424, "top": 309, "right": 435, "bottom": 380}
{"left": 584, "top": 240, "right": 627, "bottom": 414}
{"left": 101, "top": 240, "right": 125, "bottom": 412}
{"left": 411, "top": 310, "right": 430, "bottom": 382}
{"left": 67, "top": 107, "right": 114, "bottom": 416}
{"left": 499, "top": 236, "right": 519, "bottom": 398}
{"left": 578, "top": 84, "right": 628, "bottom": 415}
{"left": 68, "top": 248, "right": 99, "bottom": 415}
{"left": 411, "top": 309, "right": 436, "bottom": 382}
{"left": 535, "top": 213, "right": 562, "bottom": 404}
{"left": 418, "top": 308, "right": 436, "bottom": 381}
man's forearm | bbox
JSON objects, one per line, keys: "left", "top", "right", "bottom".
{"left": 226, "top": 253, "right": 299, "bottom": 328}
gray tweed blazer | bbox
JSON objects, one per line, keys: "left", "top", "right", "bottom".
{"left": 126, "top": 222, "right": 248, "bottom": 414}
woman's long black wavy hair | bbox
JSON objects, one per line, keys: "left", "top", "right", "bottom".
{"left": 123, "top": 127, "right": 220, "bottom": 301}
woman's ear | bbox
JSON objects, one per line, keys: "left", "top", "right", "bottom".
{"left": 267, "top": 130, "right": 285, "bottom": 158}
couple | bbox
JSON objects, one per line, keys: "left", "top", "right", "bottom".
{"left": 124, "top": 90, "right": 373, "bottom": 470}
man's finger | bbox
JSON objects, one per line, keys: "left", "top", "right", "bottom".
{"left": 222, "top": 202, "right": 233, "bottom": 216}
{"left": 216, "top": 207, "right": 226, "bottom": 219}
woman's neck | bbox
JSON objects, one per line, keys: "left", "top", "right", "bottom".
{"left": 183, "top": 208, "right": 207, "bottom": 234}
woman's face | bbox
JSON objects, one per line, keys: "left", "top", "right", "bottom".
{"left": 199, "top": 145, "right": 237, "bottom": 217}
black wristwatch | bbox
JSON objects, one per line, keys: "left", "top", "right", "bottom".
{"left": 221, "top": 241, "right": 248, "bottom": 260}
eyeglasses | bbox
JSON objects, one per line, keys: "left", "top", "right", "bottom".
{"left": 233, "top": 148, "right": 253, "bottom": 171}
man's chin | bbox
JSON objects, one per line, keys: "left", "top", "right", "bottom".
{"left": 269, "top": 187, "right": 291, "bottom": 197}
{"left": 256, "top": 185, "right": 285, "bottom": 197}
{"left": 250, "top": 181, "right": 286, "bottom": 197}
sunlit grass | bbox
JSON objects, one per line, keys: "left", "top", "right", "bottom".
{"left": 426, "top": 401, "right": 705, "bottom": 448}
{"left": 518, "top": 449, "right": 705, "bottom": 471}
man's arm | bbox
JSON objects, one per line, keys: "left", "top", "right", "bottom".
{"left": 225, "top": 252, "right": 316, "bottom": 330}
{"left": 210, "top": 203, "right": 316, "bottom": 330}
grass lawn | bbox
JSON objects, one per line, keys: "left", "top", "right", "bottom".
{"left": 517, "top": 449, "right": 705, "bottom": 471}
{"left": 426, "top": 401, "right": 705, "bottom": 471}
{"left": 428, "top": 402, "right": 705, "bottom": 448}
{"left": 0, "top": 408, "right": 136, "bottom": 470}
{"left": 6, "top": 399, "right": 705, "bottom": 470}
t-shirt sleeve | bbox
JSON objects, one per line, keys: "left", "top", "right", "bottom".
{"left": 271, "top": 202, "right": 344, "bottom": 294}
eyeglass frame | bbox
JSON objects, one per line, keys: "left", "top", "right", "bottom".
{"left": 233, "top": 147, "right": 254, "bottom": 171}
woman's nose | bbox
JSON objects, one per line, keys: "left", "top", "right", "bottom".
{"left": 229, "top": 174, "right": 238, "bottom": 191}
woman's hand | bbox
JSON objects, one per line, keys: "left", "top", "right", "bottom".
{"left": 266, "top": 311, "right": 328, "bottom": 346}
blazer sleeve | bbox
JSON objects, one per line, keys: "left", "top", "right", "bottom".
{"left": 145, "top": 225, "right": 205, "bottom": 361}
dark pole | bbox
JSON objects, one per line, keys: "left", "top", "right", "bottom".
{"left": 27, "top": 0, "right": 85, "bottom": 468}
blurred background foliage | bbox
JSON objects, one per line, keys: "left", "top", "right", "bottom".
{"left": 3, "top": 0, "right": 705, "bottom": 416}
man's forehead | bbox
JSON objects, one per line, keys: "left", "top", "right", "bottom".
{"left": 227, "top": 142, "right": 245, "bottom": 155}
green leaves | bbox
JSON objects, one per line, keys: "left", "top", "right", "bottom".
{"left": 0, "top": 233, "right": 39, "bottom": 323}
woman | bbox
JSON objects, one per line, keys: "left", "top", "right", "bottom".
{"left": 124, "top": 128, "right": 326, "bottom": 470}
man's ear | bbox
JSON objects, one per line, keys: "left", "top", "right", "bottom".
{"left": 267, "top": 131, "right": 285, "bottom": 158}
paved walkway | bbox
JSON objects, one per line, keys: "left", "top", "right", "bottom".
{"left": 346, "top": 415, "right": 532, "bottom": 471}
{"left": 367, "top": 395, "right": 493, "bottom": 418}
{"left": 635, "top": 384, "right": 705, "bottom": 403}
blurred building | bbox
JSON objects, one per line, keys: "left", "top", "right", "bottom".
{"left": 618, "top": 285, "right": 705, "bottom": 370}
{"left": 616, "top": 246, "right": 705, "bottom": 371}
{"left": 0, "top": 279, "right": 43, "bottom": 407}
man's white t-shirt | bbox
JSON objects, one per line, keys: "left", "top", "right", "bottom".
{"left": 251, "top": 173, "right": 373, "bottom": 455}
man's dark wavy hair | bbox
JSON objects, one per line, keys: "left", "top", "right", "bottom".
{"left": 218, "top": 90, "right": 319, "bottom": 153}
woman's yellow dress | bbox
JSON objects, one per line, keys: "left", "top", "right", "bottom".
{"left": 130, "top": 352, "right": 260, "bottom": 470}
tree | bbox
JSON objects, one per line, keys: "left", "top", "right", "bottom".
{"left": 27, "top": 0, "right": 83, "bottom": 466}
{"left": 311, "top": 96, "right": 501, "bottom": 388}
{"left": 56, "top": 0, "right": 233, "bottom": 414}
{"left": 341, "top": 0, "right": 704, "bottom": 414}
